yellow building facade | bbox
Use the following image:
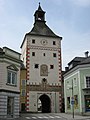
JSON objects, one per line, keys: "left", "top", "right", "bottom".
{"left": 20, "top": 67, "right": 26, "bottom": 112}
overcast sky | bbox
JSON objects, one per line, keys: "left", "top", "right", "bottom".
{"left": 0, "top": 0, "right": 90, "bottom": 70}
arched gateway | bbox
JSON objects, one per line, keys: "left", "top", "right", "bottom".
{"left": 38, "top": 94, "right": 51, "bottom": 113}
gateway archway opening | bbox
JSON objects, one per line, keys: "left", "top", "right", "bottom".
{"left": 38, "top": 94, "right": 51, "bottom": 113}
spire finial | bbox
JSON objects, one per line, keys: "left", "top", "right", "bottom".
{"left": 38, "top": 2, "right": 43, "bottom": 11}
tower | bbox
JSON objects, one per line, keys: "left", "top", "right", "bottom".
{"left": 21, "top": 3, "right": 62, "bottom": 113}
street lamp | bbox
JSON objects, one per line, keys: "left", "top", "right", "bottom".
{"left": 71, "top": 80, "right": 74, "bottom": 119}
{"left": 68, "top": 80, "right": 74, "bottom": 118}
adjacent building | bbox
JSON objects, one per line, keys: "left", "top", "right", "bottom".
{"left": 21, "top": 3, "right": 62, "bottom": 113}
{"left": 0, "top": 47, "right": 21, "bottom": 118}
{"left": 20, "top": 64, "right": 26, "bottom": 112}
{"left": 64, "top": 52, "right": 90, "bottom": 115}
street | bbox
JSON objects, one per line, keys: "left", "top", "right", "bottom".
{"left": 1, "top": 113, "right": 90, "bottom": 120}
{"left": 2, "top": 113, "right": 67, "bottom": 120}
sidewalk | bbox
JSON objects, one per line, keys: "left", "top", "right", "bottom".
{"left": 58, "top": 113, "right": 90, "bottom": 120}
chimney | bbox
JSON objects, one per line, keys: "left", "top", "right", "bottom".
{"left": 85, "top": 51, "right": 89, "bottom": 58}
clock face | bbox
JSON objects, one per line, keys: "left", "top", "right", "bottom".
{"left": 41, "top": 39, "right": 48, "bottom": 45}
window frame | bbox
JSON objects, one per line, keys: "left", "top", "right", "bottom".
{"left": 53, "top": 53, "right": 57, "bottom": 57}
{"left": 73, "top": 78, "right": 77, "bottom": 87}
{"left": 32, "top": 39, "right": 35, "bottom": 44}
{"left": 53, "top": 41, "right": 56, "bottom": 45}
{"left": 21, "top": 89, "right": 26, "bottom": 96}
{"left": 50, "top": 65, "right": 54, "bottom": 69}
{"left": 32, "top": 52, "right": 35, "bottom": 56}
{"left": 34, "top": 64, "right": 39, "bottom": 69}
{"left": 22, "top": 80, "right": 26, "bottom": 87}
{"left": 7, "top": 70, "right": 17, "bottom": 86}
{"left": 85, "top": 76, "right": 90, "bottom": 88}
{"left": 43, "top": 53, "right": 46, "bottom": 56}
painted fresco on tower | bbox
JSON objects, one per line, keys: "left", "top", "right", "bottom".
{"left": 40, "top": 64, "right": 48, "bottom": 76}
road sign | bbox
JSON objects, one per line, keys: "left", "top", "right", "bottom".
{"left": 71, "top": 100, "right": 74, "bottom": 105}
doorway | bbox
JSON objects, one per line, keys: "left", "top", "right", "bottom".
{"left": 21, "top": 103, "right": 26, "bottom": 112}
{"left": 38, "top": 94, "right": 51, "bottom": 113}
{"left": 7, "top": 97, "right": 14, "bottom": 116}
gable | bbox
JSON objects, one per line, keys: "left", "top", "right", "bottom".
{"left": 7, "top": 64, "right": 19, "bottom": 71}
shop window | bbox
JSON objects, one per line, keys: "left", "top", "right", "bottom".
{"left": 74, "top": 95, "right": 78, "bottom": 109}
{"left": 85, "top": 95, "right": 90, "bottom": 112}
{"left": 67, "top": 97, "right": 70, "bottom": 109}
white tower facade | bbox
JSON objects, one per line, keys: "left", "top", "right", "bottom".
{"left": 21, "top": 3, "right": 62, "bottom": 113}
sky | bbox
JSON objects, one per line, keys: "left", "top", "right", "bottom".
{"left": 0, "top": 0, "right": 90, "bottom": 70}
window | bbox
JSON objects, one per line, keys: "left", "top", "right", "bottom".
{"left": 53, "top": 53, "right": 57, "bottom": 57}
{"left": 67, "top": 97, "right": 70, "bottom": 109}
{"left": 21, "top": 90, "right": 26, "bottom": 96}
{"left": 67, "top": 81, "right": 70, "bottom": 89}
{"left": 53, "top": 41, "right": 56, "bottom": 45}
{"left": 35, "top": 64, "right": 39, "bottom": 68}
{"left": 7, "top": 71, "right": 17, "bottom": 85}
{"left": 43, "top": 53, "right": 45, "bottom": 56}
{"left": 32, "top": 39, "right": 35, "bottom": 44}
{"left": 86, "top": 76, "right": 90, "bottom": 88}
{"left": 32, "top": 52, "right": 35, "bottom": 56}
{"left": 73, "top": 78, "right": 77, "bottom": 87}
{"left": 50, "top": 65, "right": 54, "bottom": 69}
{"left": 22, "top": 80, "right": 26, "bottom": 86}
{"left": 85, "top": 95, "right": 90, "bottom": 112}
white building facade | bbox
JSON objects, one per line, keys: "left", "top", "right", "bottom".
{"left": 21, "top": 4, "right": 62, "bottom": 113}
{"left": 0, "top": 47, "right": 21, "bottom": 118}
